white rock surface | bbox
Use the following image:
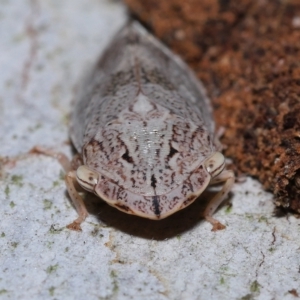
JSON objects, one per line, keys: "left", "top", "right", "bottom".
{"left": 0, "top": 1, "right": 299, "bottom": 299}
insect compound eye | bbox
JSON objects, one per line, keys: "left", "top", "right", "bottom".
{"left": 76, "top": 165, "right": 99, "bottom": 192}
{"left": 204, "top": 152, "right": 225, "bottom": 178}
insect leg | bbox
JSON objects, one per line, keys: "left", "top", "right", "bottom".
{"left": 204, "top": 170, "right": 235, "bottom": 231}
{"left": 30, "top": 146, "right": 72, "bottom": 172}
{"left": 65, "top": 170, "right": 89, "bottom": 231}
{"left": 31, "top": 146, "right": 88, "bottom": 231}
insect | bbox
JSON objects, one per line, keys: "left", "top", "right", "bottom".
{"left": 35, "top": 21, "right": 234, "bottom": 231}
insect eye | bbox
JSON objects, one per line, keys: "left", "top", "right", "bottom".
{"left": 204, "top": 152, "right": 225, "bottom": 177}
{"left": 76, "top": 166, "right": 99, "bottom": 192}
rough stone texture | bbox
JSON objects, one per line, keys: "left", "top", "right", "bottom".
{"left": 0, "top": 1, "right": 300, "bottom": 299}
{"left": 125, "top": 0, "right": 300, "bottom": 213}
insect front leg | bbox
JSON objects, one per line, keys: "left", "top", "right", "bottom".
{"left": 31, "top": 146, "right": 88, "bottom": 231}
{"left": 65, "top": 170, "right": 89, "bottom": 231}
{"left": 204, "top": 169, "right": 235, "bottom": 231}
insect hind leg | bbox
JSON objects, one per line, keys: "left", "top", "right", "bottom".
{"left": 204, "top": 170, "right": 235, "bottom": 231}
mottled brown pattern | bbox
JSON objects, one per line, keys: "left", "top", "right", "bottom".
{"left": 70, "top": 22, "right": 223, "bottom": 219}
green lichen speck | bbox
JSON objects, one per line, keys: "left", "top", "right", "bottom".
{"left": 28, "top": 123, "right": 42, "bottom": 132}
{"left": 258, "top": 216, "right": 268, "bottom": 223}
{"left": 225, "top": 204, "right": 232, "bottom": 213}
{"left": 250, "top": 280, "right": 261, "bottom": 293}
{"left": 10, "top": 201, "right": 15, "bottom": 208}
{"left": 11, "top": 175, "right": 23, "bottom": 187}
{"left": 240, "top": 294, "right": 253, "bottom": 300}
{"left": 59, "top": 170, "right": 65, "bottom": 180}
{"left": 11, "top": 242, "right": 18, "bottom": 248}
{"left": 90, "top": 227, "right": 100, "bottom": 237}
{"left": 49, "top": 286, "right": 55, "bottom": 296}
{"left": 46, "top": 264, "right": 58, "bottom": 274}
{"left": 45, "top": 241, "right": 54, "bottom": 249}
{"left": 110, "top": 270, "right": 119, "bottom": 293}
{"left": 49, "top": 225, "right": 63, "bottom": 234}
{"left": 0, "top": 289, "right": 8, "bottom": 295}
{"left": 240, "top": 281, "right": 262, "bottom": 299}
{"left": 52, "top": 180, "right": 60, "bottom": 187}
{"left": 1, "top": 232, "right": 5, "bottom": 237}
{"left": 44, "top": 199, "right": 53, "bottom": 210}
{"left": 4, "top": 185, "right": 9, "bottom": 197}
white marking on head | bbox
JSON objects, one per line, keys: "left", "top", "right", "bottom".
{"left": 133, "top": 93, "right": 154, "bottom": 114}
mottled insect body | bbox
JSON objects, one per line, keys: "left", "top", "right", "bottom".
{"left": 38, "top": 22, "right": 234, "bottom": 231}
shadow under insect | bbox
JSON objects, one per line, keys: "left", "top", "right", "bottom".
{"left": 80, "top": 188, "right": 232, "bottom": 240}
